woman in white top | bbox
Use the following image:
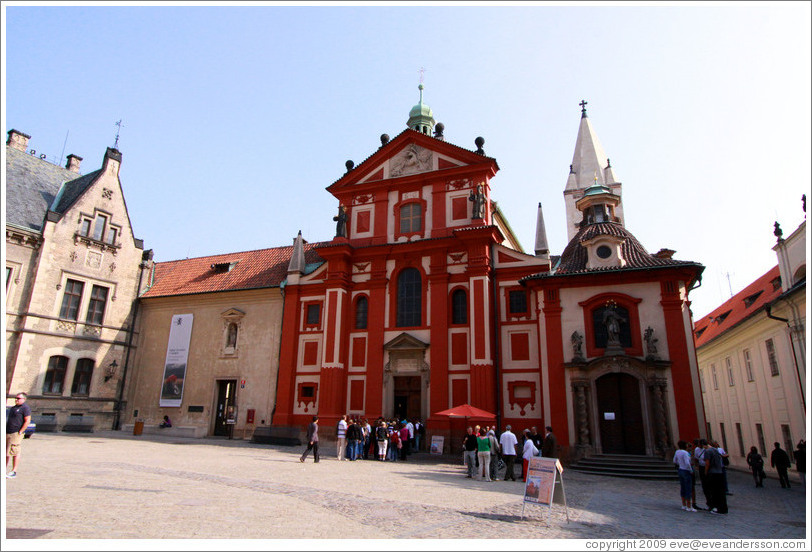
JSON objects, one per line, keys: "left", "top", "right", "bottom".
{"left": 521, "top": 429, "right": 539, "bottom": 481}
{"left": 673, "top": 440, "right": 697, "bottom": 511}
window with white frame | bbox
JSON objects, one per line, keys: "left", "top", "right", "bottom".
{"left": 765, "top": 338, "right": 780, "bottom": 376}
{"left": 726, "top": 357, "right": 735, "bottom": 386}
{"left": 743, "top": 349, "right": 754, "bottom": 382}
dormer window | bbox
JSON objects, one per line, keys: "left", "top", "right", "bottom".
{"left": 78, "top": 212, "right": 119, "bottom": 247}
{"left": 582, "top": 235, "right": 625, "bottom": 269}
{"left": 743, "top": 290, "right": 763, "bottom": 308}
{"left": 596, "top": 245, "right": 612, "bottom": 259}
{"left": 211, "top": 261, "right": 237, "bottom": 273}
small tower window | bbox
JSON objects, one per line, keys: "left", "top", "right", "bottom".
{"left": 596, "top": 245, "right": 612, "bottom": 259}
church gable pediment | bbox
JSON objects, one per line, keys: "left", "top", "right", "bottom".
{"left": 383, "top": 332, "right": 429, "bottom": 351}
{"left": 328, "top": 129, "right": 496, "bottom": 193}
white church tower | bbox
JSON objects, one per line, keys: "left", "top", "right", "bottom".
{"left": 563, "top": 101, "right": 624, "bottom": 241}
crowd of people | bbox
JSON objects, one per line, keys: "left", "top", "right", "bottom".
{"left": 461, "top": 424, "right": 558, "bottom": 483}
{"left": 328, "top": 414, "right": 427, "bottom": 463}
{"left": 673, "top": 438, "right": 806, "bottom": 516}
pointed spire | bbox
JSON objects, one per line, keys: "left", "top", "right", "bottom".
{"left": 565, "top": 111, "right": 611, "bottom": 192}
{"left": 534, "top": 202, "right": 550, "bottom": 258}
{"left": 288, "top": 230, "right": 306, "bottom": 274}
{"left": 563, "top": 103, "right": 625, "bottom": 242}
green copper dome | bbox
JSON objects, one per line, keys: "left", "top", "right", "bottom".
{"left": 407, "top": 84, "right": 435, "bottom": 135}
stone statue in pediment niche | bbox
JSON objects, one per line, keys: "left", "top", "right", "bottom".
{"left": 391, "top": 144, "right": 432, "bottom": 177}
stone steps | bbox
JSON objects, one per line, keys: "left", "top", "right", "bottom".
{"left": 569, "top": 453, "right": 679, "bottom": 480}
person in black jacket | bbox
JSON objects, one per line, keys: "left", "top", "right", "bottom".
{"left": 463, "top": 427, "right": 479, "bottom": 478}
{"left": 300, "top": 416, "right": 319, "bottom": 463}
{"left": 771, "top": 442, "right": 792, "bottom": 488}
{"left": 746, "top": 446, "right": 765, "bottom": 487}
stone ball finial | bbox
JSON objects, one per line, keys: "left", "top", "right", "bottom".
{"left": 345, "top": 160, "right": 355, "bottom": 172}
{"left": 380, "top": 134, "right": 390, "bottom": 146}
{"left": 434, "top": 122, "right": 445, "bottom": 137}
{"left": 474, "top": 136, "right": 485, "bottom": 155}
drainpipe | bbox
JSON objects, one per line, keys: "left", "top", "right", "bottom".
{"left": 489, "top": 243, "right": 502, "bottom": 431}
{"left": 270, "top": 280, "right": 287, "bottom": 427}
{"left": 112, "top": 251, "right": 150, "bottom": 430}
{"left": 765, "top": 303, "right": 805, "bottom": 411}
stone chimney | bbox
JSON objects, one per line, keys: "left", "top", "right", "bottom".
{"left": 66, "top": 154, "right": 82, "bottom": 173}
{"left": 6, "top": 129, "right": 31, "bottom": 152}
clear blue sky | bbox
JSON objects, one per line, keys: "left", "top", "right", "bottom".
{"left": 3, "top": 2, "right": 810, "bottom": 320}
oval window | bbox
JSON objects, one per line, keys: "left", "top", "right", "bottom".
{"left": 596, "top": 245, "right": 612, "bottom": 259}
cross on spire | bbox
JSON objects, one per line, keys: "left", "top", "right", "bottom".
{"left": 418, "top": 66, "right": 425, "bottom": 85}
{"left": 113, "top": 119, "right": 123, "bottom": 149}
{"left": 579, "top": 100, "right": 588, "bottom": 118}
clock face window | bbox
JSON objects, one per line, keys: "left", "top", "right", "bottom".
{"left": 596, "top": 245, "right": 612, "bottom": 259}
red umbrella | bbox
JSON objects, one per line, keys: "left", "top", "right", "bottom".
{"left": 433, "top": 404, "right": 496, "bottom": 420}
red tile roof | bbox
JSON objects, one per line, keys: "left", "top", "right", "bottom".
{"left": 693, "top": 265, "right": 782, "bottom": 348}
{"left": 142, "top": 243, "right": 325, "bottom": 298}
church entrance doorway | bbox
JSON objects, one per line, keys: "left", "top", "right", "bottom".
{"left": 393, "top": 375, "right": 421, "bottom": 420}
{"left": 596, "top": 372, "right": 645, "bottom": 454}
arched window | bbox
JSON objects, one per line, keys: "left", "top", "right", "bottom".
{"left": 43, "top": 355, "right": 69, "bottom": 394}
{"left": 451, "top": 289, "right": 467, "bottom": 324}
{"left": 71, "top": 358, "right": 94, "bottom": 396}
{"left": 396, "top": 268, "right": 422, "bottom": 327}
{"left": 355, "top": 296, "right": 368, "bottom": 329}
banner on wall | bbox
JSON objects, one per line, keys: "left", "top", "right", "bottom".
{"left": 159, "top": 314, "right": 194, "bottom": 407}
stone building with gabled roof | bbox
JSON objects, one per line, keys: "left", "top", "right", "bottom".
{"left": 5, "top": 129, "right": 150, "bottom": 431}
{"left": 120, "top": 236, "right": 325, "bottom": 438}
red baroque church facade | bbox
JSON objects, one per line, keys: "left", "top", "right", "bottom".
{"left": 273, "top": 94, "right": 705, "bottom": 460}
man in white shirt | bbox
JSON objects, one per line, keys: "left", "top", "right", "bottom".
{"left": 499, "top": 425, "right": 518, "bottom": 481}
{"left": 406, "top": 419, "right": 415, "bottom": 452}
{"left": 336, "top": 415, "right": 348, "bottom": 461}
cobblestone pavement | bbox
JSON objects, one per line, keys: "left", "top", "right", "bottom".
{"left": 3, "top": 431, "right": 807, "bottom": 543}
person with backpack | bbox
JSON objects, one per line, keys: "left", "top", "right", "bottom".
{"left": 746, "top": 446, "right": 766, "bottom": 487}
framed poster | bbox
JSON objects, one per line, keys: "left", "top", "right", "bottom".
{"left": 524, "top": 457, "right": 562, "bottom": 506}
{"left": 430, "top": 435, "right": 444, "bottom": 455}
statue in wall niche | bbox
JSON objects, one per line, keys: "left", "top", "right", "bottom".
{"left": 226, "top": 323, "right": 238, "bottom": 348}
{"left": 644, "top": 326, "right": 659, "bottom": 359}
{"left": 469, "top": 184, "right": 485, "bottom": 219}
{"left": 571, "top": 331, "right": 584, "bottom": 359}
{"left": 603, "top": 307, "right": 626, "bottom": 345}
{"left": 334, "top": 205, "right": 348, "bottom": 238}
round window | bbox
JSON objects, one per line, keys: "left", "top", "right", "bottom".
{"left": 596, "top": 245, "right": 612, "bottom": 259}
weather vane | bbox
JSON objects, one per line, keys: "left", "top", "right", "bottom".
{"left": 114, "top": 119, "right": 123, "bottom": 149}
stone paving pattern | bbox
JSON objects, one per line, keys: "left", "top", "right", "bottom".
{"left": 3, "top": 432, "right": 807, "bottom": 540}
